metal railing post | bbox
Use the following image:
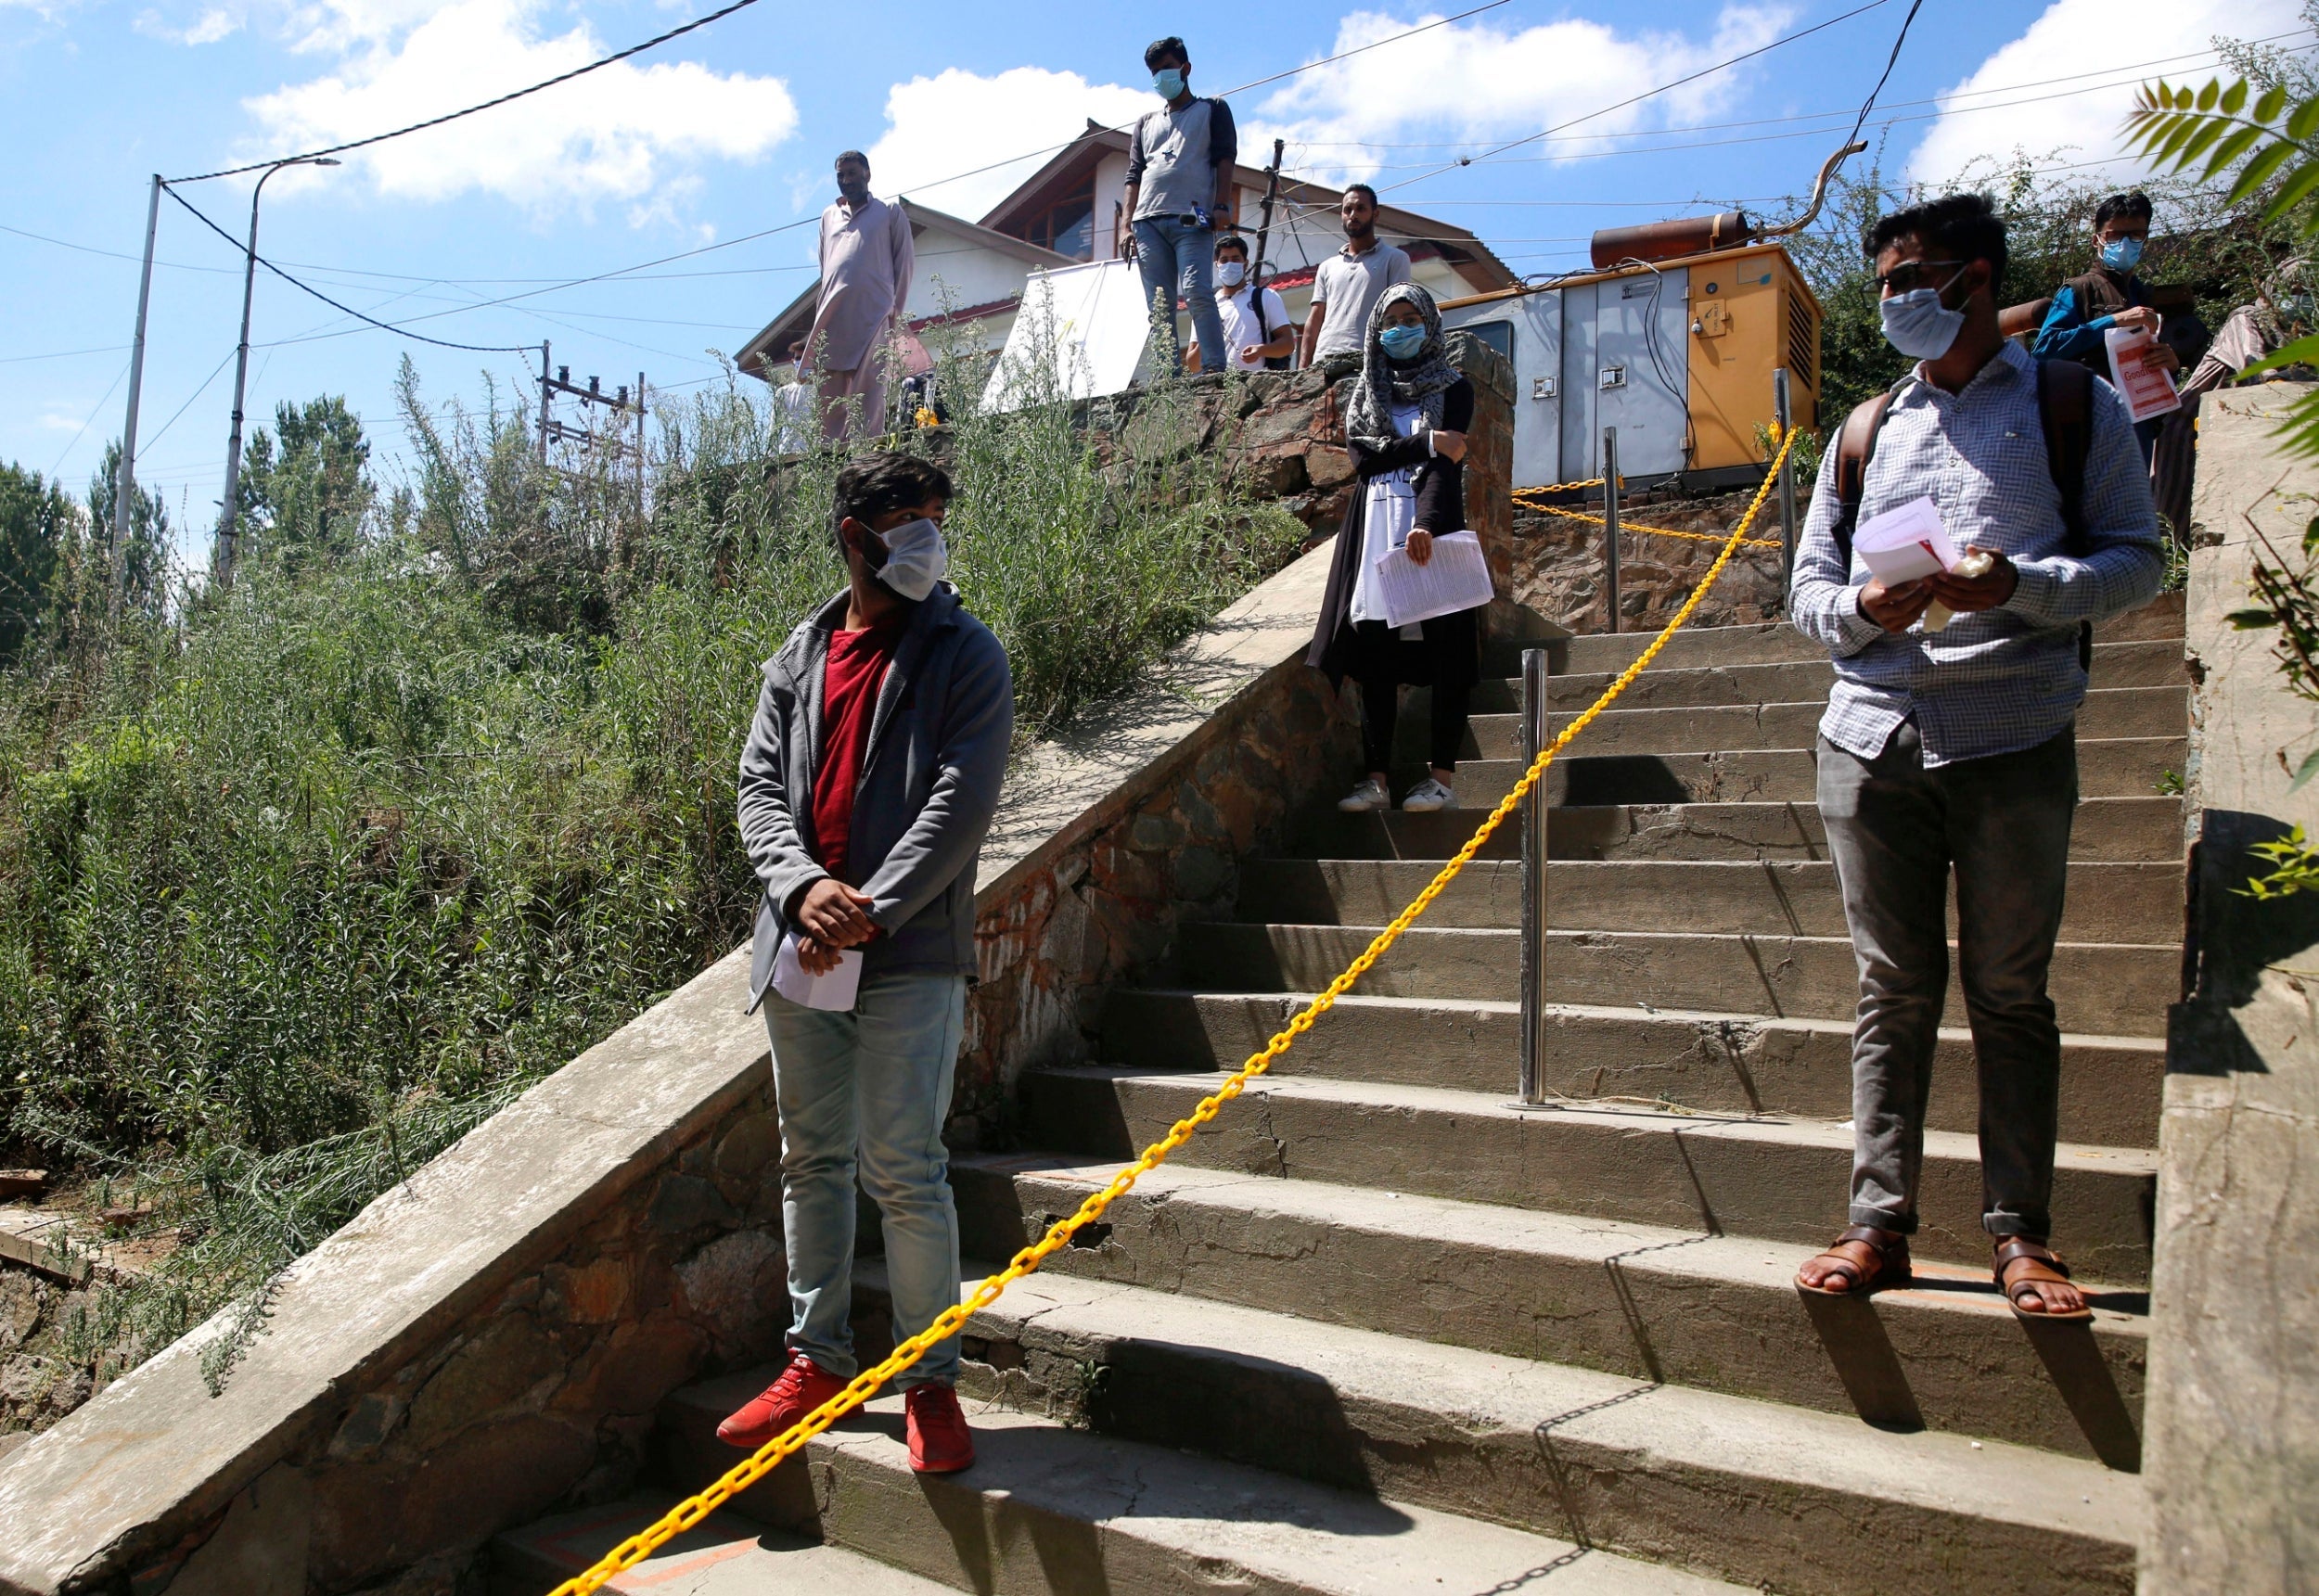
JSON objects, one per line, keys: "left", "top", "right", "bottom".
{"left": 1516, "top": 645, "right": 1551, "bottom": 1107}
{"left": 1600, "top": 427, "right": 1621, "bottom": 634}
{"left": 1774, "top": 368, "right": 1798, "bottom": 598}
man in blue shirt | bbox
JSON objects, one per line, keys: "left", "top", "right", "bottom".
{"left": 1789, "top": 193, "right": 2163, "bottom": 1321}
{"left": 2032, "top": 190, "right": 2180, "bottom": 459}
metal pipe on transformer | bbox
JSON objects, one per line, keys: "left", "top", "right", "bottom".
{"left": 1774, "top": 368, "right": 1798, "bottom": 596}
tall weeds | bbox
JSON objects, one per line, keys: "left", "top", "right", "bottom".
{"left": 0, "top": 326, "right": 1301, "bottom": 1396}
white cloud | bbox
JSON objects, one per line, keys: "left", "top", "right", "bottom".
{"left": 1904, "top": 0, "right": 2306, "bottom": 188}
{"left": 861, "top": 66, "right": 1153, "bottom": 220}
{"left": 1253, "top": 5, "right": 1796, "bottom": 185}
{"left": 243, "top": 0, "right": 797, "bottom": 214}
{"left": 135, "top": 6, "right": 242, "bottom": 44}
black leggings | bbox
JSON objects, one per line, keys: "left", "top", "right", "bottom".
{"left": 1358, "top": 671, "right": 1470, "bottom": 774}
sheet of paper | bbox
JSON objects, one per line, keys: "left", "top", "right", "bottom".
{"left": 2105, "top": 326, "right": 2182, "bottom": 424}
{"left": 770, "top": 932, "right": 865, "bottom": 1012}
{"left": 1851, "top": 494, "right": 1957, "bottom": 585}
{"left": 1373, "top": 530, "right": 1495, "bottom": 630}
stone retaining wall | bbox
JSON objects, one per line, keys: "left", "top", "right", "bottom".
{"left": 1512, "top": 484, "right": 1802, "bottom": 636}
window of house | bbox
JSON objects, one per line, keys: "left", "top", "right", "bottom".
{"left": 1015, "top": 185, "right": 1095, "bottom": 259}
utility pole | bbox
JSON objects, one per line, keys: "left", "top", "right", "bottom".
{"left": 537, "top": 341, "right": 552, "bottom": 462}
{"left": 1251, "top": 139, "right": 1285, "bottom": 368}
{"left": 112, "top": 174, "right": 162, "bottom": 625}
{"left": 215, "top": 155, "right": 340, "bottom": 591}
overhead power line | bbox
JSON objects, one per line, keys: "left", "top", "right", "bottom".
{"left": 1845, "top": 0, "right": 1925, "bottom": 147}
{"left": 166, "top": 0, "right": 765, "bottom": 184}
{"left": 162, "top": 185, "right": 537, "bottom": 353}
{"left": 1381, "top": 0, "right": 1897, "bottom": 193}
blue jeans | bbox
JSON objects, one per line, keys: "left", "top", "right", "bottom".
{"left": 1132, "top": 215, "right": 1227, "bottom": 377}
{"left": 763, "top": 968, "right": 967, "bottom": 1386}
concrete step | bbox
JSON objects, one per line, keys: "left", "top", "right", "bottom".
{"left": 1175, "top": 923, "right": 2175, "bottom": 1036}
{"left": 1236, "top": 857, "right": 2184, "bottom": 944}
{"left": 1457, "top": 637, "right": 2184, "bottom": 715}
{"left": 1422, "top": 733, "right": 2184, "bottom": 807}
{"left": 652, "top": 1382, "right": 1752, "bottom": 1596}
{"left": 1021, "top": 1067, "right": 2158, "bottom": 1283}
{"left": 945, "top": 1157, "right": 2147, "bottom": 1466}
{"left": 1432, "top": 685, "right": 2184, "bottom": 761}
{"left": 1300, "top": 795, "right": 2185, "bottom": 863}
{"left": 1095, "top": 991, "right": 2166, "bottom": 1147}
{"left": 1504, "top": 590, "right": 2184, "bottom": 677}
{"left": 492, "top": 1494, "right": 955, "bottom": 1594}
{"left": 853, "top": 1240, "right": 2143, "bottom": 1590}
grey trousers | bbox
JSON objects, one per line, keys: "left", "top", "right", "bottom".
{"left": 1816, "top": 721, "right": 2077, "bottom": 1239}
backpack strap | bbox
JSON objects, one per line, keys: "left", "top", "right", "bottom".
{"left": 2034, "top": 355, "right": 2097, "bottom": 669}
{"left": 1830, "top": 380, "right": 1906, "bottom": 571}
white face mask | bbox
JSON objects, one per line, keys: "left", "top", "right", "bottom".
{"left": 868, "top": 516, "right": 947, "bottom": 601}
{"left": 1216, "top": 261, "right": 1247, "bottom": 287}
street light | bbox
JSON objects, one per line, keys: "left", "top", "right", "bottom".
{"left": 214, "top": 154, "right": 340, "bottom": 591}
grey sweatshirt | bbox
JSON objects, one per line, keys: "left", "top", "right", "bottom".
{"left": 737, "top": 582, "right": 1013, "bottom": 1008}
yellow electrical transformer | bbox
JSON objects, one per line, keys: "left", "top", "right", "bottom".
{"left": 1684, "top": 242, "right": 1823, "bottom": 472}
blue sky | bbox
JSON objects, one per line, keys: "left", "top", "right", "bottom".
{"left": 1, "top": 0, "right": 2305, "bottom": 544}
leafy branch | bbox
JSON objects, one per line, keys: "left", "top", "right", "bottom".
{"left": 2130, "top": 76, "right": 2319, "bottom": 453}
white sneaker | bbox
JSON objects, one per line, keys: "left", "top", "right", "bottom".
{"left": 1401, "top": 776, "right": 1457, "bottom": 813}
{"left": 1337, "top": 776, "right": 1390, "bottom": 813}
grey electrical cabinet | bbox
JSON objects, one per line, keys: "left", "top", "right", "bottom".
{"left": 1442, "top": 265, "right": 1692, "bottom": 488}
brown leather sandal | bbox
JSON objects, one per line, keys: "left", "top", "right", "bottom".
{"left": 1796, "top": 1224, "right": 1913, "bottom": 1296}
{"left": 1992, "top": 1237, "right": 2093, "bottom": 1321}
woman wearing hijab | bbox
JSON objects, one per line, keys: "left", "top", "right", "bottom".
{"left": 1306, "top": 282, "right": 1478, "bottom": 814}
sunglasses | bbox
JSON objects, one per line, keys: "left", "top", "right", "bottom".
{"left": 1875, "top": 260, "right": 1968, "bottom": 296}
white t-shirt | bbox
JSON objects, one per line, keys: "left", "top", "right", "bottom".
{"left": 1213, "top": 284, "right": 1292, "bottom": 372}
{"left": 1349, "top": 402, "right": 1426, "bottom": 630}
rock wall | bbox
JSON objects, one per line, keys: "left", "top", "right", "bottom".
{"left": 2139, "top": 384, "right": 2319, "bottom": 1595}
{"left": 1512, "top": 484, "right": 1800, "bottom": 636}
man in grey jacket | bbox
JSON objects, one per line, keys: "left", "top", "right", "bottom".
{"left": 721, "top": 452, "right": 1012, "bottom": 1474}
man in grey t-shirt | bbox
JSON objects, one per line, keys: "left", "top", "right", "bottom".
{"left": 1302, "top": 185, "right": 1411, "bottom": 378}
{"left": 1123, "top": 35, "right": 1236, "bottom": 377}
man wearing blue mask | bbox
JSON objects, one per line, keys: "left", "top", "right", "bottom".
{"left": 2033, "top": 190, "right": 2180, "bottom": 459}
{"left": 725, "top": 452, "right": 1013, "bottom": 1476}
{"left": 1787, "top": 193, "right": 2162, "bottom": 1325}
{"left": 1122, "top": 35, "right": 1236, "bottom": 377}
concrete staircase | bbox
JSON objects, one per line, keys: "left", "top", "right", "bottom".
{"left": 493, "top": 594, "right": 2184, "bottom": 1595}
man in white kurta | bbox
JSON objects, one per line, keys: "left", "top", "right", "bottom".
{"left": 809, "top": 151, "right": 914, "bottom": 442}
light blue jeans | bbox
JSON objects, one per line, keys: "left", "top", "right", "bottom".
{"left": 763, "top": 968, "right": 967, "bottom": 1387}
{"left": 1132, "top": 214, "right": 1227, "bottom": 377}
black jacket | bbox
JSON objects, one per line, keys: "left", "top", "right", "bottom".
{"left": 1306, "top": 376, "right": 1479, "bottom": 689}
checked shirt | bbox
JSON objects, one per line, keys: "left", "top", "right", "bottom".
{"left": 1787, "top": 339, "right": 2165, "bottom": 767}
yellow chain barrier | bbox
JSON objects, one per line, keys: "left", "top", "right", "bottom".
{"left": 548, "top": 428, "right": 1799, "bottom": 1596}
{"left": 1525, "top": 504, "right": 1784, "bottom": 553}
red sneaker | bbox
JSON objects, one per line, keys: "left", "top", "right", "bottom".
{"left": 716, "top": 1352, "right": 845, "bottom": 1449}
{"left": 904, "top": 1383, "right": 976, "bottom": 1474}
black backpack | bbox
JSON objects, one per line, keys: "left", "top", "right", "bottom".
{"left": 1829, "top": 356, "right": 2095, "bottom": 668}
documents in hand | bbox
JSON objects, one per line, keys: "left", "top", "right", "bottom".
{"left": 1373, "top": 530, "right": 1495, "bottom": 629}
{"left": 1851, "top": 494, "right": 1958, "bottom": 585}
{"left": 771, "top": 931, "right": 864, "bottom": 1011}
{"left": 2104, "top": 325, "right": 2181, "bottom": 425}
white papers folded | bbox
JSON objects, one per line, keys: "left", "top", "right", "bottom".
{"left": 1373, "top": 530, "right": 1495, "bottom": 629}
{"left": 1852, "top": 494, "right": 1958, "bottom": 585}
{"left": 771, "top": 932, "right": 864, "bottom": 1011}
{"left": 2105, "top": 326, "right": 2182, "bottom": 424}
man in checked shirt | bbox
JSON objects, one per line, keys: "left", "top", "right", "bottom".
{"left": 1787, "top": 194, "right": 2163, "bottom": 1320}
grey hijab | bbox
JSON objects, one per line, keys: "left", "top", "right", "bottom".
{"left": 1343, "top": 281, "right": 1461, "bottom": 453}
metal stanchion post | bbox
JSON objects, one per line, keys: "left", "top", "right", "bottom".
{"left": 1514, "top": 645, "right": 1552, "bottom": 1109}
{"left": 1774, "top": 368, "right": 1798, "bottom": 599}
{"left": 1601, "top": 427, "right": 1621, "bottom": 634}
